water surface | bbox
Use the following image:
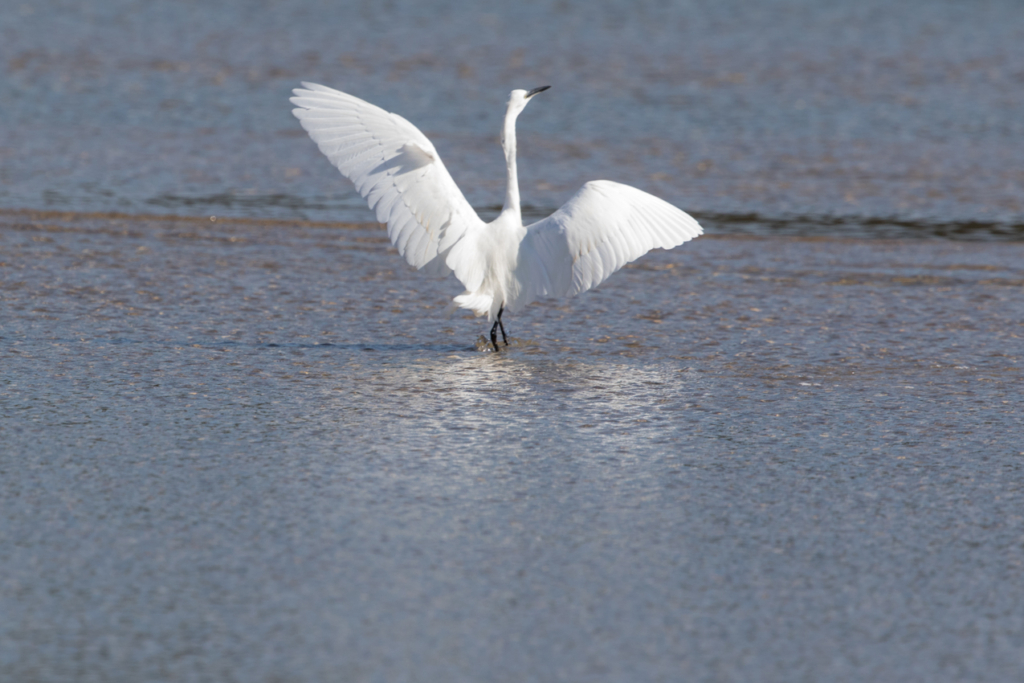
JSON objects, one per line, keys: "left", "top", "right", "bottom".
{"left": 2, "top": 0, "right": 1023, "bottom": 237}
{"left": 4, "top": 1, "right": 1024, "bottom": 680}
{"left": 2, "top": 212, "right": 1023, "bottom": 680}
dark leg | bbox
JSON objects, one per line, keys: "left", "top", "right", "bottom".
{"left": 489, "top": 320, "right": 500, "bottom": 352}
{"left": 497, "top": 305, "right": 508, "bottom": 346}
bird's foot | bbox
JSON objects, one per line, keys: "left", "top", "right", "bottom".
{"left": 497, "top": 305, "right": 509, "bottom": 346}
{"left": 490, "top": 321, "right": 500, "bottom": 352}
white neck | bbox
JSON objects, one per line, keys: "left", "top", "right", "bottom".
{"left": 500, "top": 106, "right": 522, "bottom": 224}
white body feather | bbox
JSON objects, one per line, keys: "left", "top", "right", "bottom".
{"left": 290, "top": 83, "right": 702, "bottom": 323}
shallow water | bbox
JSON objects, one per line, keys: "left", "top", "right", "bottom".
{"left": 4, "top": 0, "right": 1024, "bottom": 680}
{"left": 2, "top": 212, "right": 1023, "bottom": 681}
{"left": 2, "top": 0, "right": 1024, "bottom": 237}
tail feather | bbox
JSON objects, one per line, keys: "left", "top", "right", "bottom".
{"left": 453, "top": 292, "right": 494, "bottom": 319}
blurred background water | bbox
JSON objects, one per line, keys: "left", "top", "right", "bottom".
{"left": 1, "top": 0, "right": 1023, "bottom": 237}
{"left": 3, "top": 2, "right": 1024, "bottom": 682}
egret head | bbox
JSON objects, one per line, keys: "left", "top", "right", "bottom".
{"left": 507, "top": 85, "right": 551, "bottom": 117}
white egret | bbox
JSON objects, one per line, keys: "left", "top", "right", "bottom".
{"left": 290, "top": 83, "right": 702, "bottom": 351}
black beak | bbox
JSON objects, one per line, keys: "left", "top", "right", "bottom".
{"left": 526, "top": 85, "right": 551, "bottom": 98}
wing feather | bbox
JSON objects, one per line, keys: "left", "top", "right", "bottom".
{"left": 291, "top": 82, "right": 485, "bottom": 274}
{"left": 515, "top": 180, "right": 702, "bottom": 307}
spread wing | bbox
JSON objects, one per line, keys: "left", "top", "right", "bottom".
{"left": 516, "top": 180, "right": 702, "bottom": 305}
{"left": 290, "top": 82, "right": 485, "bottom": 275}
